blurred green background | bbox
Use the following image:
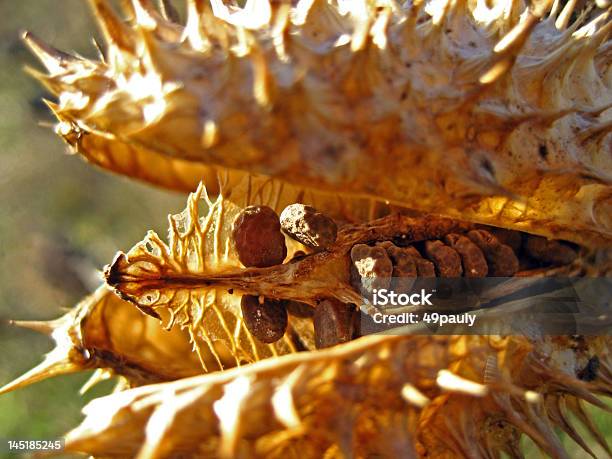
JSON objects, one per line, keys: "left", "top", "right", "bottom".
{"left": 0, "top": 1, "right": 609, "bottom": 458}
{"left": 0, "top": 1, "right": 184, "bottom": 457}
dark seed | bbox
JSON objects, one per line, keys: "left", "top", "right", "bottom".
{"left": 350, "top": 244, "right": 393, "bottom": 297}
{"left": 467, "top": 230, "right": 518, "bottom": 276}
{"left": 241, "top": 295, "right": 288, "bottom": 344}
{"left": 424, "top": 240, "right": 463, "bottom": 277}
{"left": 379, "top": 241, "right": 417, "bottom": 293}
{"left": 313, "top": 299, "right": 356, "bottom": 349}
{"left": 285, "top": 300, "right": 314, "bottom": 318}
{"left": 488, "top": 228, "right": 522, "bottom": 252}
{"left": 232, "top": 205, "right": 287, "bottom": 268}
{"left": 404, "top": 246, "right": 436, "bottom": 277}
{"left": 280, "top": 203, "right": 338, "bottom": 251}
{"left": 524, "top": 235, "right": 578, "bottom": 265}
{"left": 445, "top": 233, "right": 488, "bottom": 278}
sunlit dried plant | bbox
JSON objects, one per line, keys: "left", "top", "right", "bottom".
{"left": 2, "top": 0, "right": 611, "bottom": 457}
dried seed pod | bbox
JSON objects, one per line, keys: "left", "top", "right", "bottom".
{"left": 424, "top": 240, "right": 463, "bottom": 277}
{"left": 524, "top": 235, "right": 578, "bottom": 266}
{"left": 313, "top": 299, "right": 356, "bottom": 349}
{"left": 240, "top": 295, "right": 288, "bottom": 344}
{"left": 404, "top": 246, "right": 436, "bottom": 277}
{"left": 379, "top": 242, "right": 417, "bottom": 293}
{"left": 232, "top": 205, "right": 287, "bottom": 268}
{"left": 467, "top": 230, "right": 519, "bottom": 276}
{"left": 444, "top": 233, "right": 488, "bottom": 278}
{"left": 280, "top": 203, "right": 338, "bottom": 251}
{"left": 350, "top": 244, "right": 393, "bottom": 297}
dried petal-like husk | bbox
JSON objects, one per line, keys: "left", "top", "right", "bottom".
{"left": 24, "top": 0, "right": 612, "bottom": 247}
{"left": 0, "top": 285, "right": 204, "bottom": 393}
{"left": 62, "top": 334, "right": 611, "bottom": 458}
{"left": 104, "top": 171, "right": 392, "bottom": 370}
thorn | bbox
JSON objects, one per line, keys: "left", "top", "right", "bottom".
{"left": 401, "top": 384, "right": 430, "bottom": 408}
{"left": 159, "top": 0, "right": 180, "bottom": 23}
{"left": 91, "top": 37, "right": 106, "bottom": 63}
{"left": 43, "top": 99, "right": 62, "bottom": 117}
{"left": 131, "top": 0, "right": 159, "bottom": 29}
{"left": 9, "top": 319, "right": 59, "bottom": 336}
{"left": 21, "top": 31, "right": 77, "bottom": 74}
{"left": 549, "top": 0, "right": 562, "bottom": 19}
{"left": 0, "top": 351, "right": 80, "bottom": 396}
{"left": 184, "top": 0, "right": 210, "bottom": 52}
{"left": 494, "top": 12, "right": 539, "bottom": 54}
{"left": 79, "top": 368, "right": 112, "bottom": 395}
{"left": 556, "top": 0, "right": 578, "bottom": 30}
{"left": 88, "top": 0, "right": 134, "bottom": 52}
{"left": 437, "top": 370, "right": 488, "bottom": 396}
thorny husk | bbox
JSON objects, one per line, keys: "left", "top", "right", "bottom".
{"left": 3, "top": 0, "right": 612, "bottom": 458}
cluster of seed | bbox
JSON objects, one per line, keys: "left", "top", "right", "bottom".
{"left": 232, "top": 204, "right": 578, "bottom": 347}
{"left": 232, "top": 203, "right": 339, "bottom": 269}
{"left": 349, "top": 229, "right": 578, "bottom": 297}
{"left": 233, "top": 203, "right": 336, "bottom": 344}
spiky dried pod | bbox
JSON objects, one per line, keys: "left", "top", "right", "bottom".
{"left": 54, "top": 334, "right": 612, "bottom": 459}
{"left": 22, "top": 0, "right": 612, "bottom": 247}
{"left": 6, "top": 0, "right": 612, "bottom": 458}
{"left": 0, "top": 286, "right": 204, "bottom": 395}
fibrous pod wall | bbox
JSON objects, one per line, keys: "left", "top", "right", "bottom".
{"left": 2, "top": 0, "right": 612, "bottom": 458}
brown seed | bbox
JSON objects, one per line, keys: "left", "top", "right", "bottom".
{"left": 445, "top": 233, "right": 488, "bottom": 278}
{"left": 280, "top": 203, "right": 338, "bottom": 250}
{"left": 379, "top": 242, "right": 417, "bottom": 293}
{"left": 524, "top": 235, "right": 577, "bottom": 265}
{"left": 241, "top": 295, "right": 288, "bottom": 344}
{"left": 404, "top": 246, "right": 436, "bottom": 277}
{"left": 488, "top": 227, "right": 522, "bottom": 252}
{"left": 232, "top": 205, "right": 287, "bottom": 268}
{"left": 467, "top": 230, "right": 518, "bottom": 276}
{"left": 424, "top": 240, "right": 463, "bottom": 277}
{"left": 350, "top": 244, "right": 393, "bottom": 297}
{"left": 313, "top": 299, "right": 356, "bottom": 349}
{"left": 285, "top": 300, "right": 314, "bottom": 318}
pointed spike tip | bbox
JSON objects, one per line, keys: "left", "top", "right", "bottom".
{"left": 21, "top": 30, "right": 76, "bottom": 74}
{"left": 0, "top": 354, "right": 80, "bottom": 396}
{"left": 9, "top": 319, "right": 58, "bottom": 336}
